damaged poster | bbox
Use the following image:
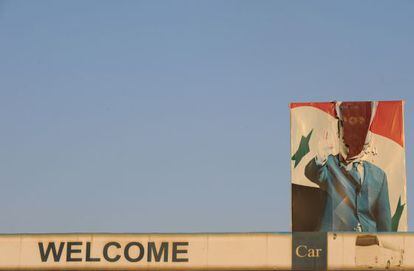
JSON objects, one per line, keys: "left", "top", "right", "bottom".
{"left": 290, "top": 101, "right": 407, "bottom": 232}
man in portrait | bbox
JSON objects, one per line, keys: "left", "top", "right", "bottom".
{"left": 304, "top": 101, "right": 392, "bottom": 232}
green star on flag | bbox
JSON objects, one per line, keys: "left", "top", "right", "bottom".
{"left": 291, "top": 130, "right": 313, "bottom": 168}
{"left": 392, "top": 196, "right": 405, "bottom": 231}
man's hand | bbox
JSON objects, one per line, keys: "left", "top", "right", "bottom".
{"left": 315, "top": 130, "right": 336, "bottom": 165}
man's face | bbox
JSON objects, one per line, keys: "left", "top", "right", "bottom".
{"left": 339, "top": 102, "right": 372, "bottom": 160}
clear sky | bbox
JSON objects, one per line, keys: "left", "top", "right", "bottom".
{"left": 0, "top": 1, "right": 413, "bottom": 233}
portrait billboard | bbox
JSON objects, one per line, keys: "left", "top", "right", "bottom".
{"left": 290, "top": 101, "right": 407, "bottom": 232}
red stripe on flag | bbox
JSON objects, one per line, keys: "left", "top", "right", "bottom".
{"left": 370, "top": 101, "right": 404, "bottom": 147}
{"left": 290, "top": 102, "right": 336, "bottom": 118}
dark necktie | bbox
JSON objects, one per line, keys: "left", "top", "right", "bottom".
{"left": 349, "top": 162, "right": 361, "bottom": 193}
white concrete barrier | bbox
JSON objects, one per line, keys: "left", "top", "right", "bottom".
{"left": 1, "top": 232, "right": 414, "bottom": 270}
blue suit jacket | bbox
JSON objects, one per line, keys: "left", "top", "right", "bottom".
{"left": 305, "top": 155, "right": 392, "bottom": 232}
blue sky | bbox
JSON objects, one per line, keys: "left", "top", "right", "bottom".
{"left": 0, "top": 1, "right": 413, "bottom": 233}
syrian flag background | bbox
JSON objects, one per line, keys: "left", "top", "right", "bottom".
{"left": 290, "top": 100, "right": 407, "bottom": 232}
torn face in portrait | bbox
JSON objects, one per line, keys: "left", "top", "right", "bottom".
{"left": 336, "top": 101, "right": 377, "bottom": 162}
